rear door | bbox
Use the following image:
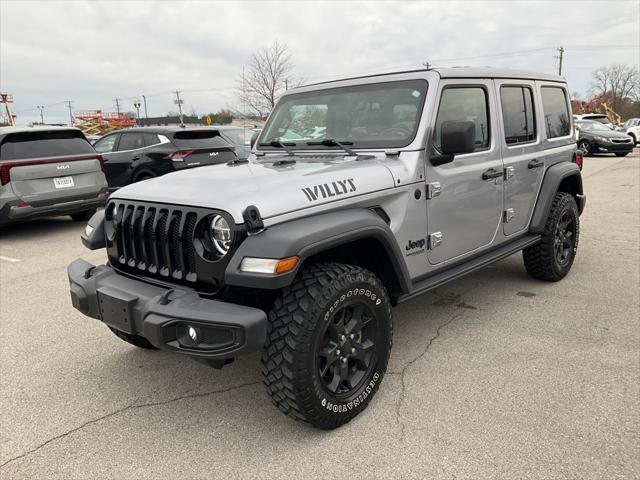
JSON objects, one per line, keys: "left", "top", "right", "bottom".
{"left": 0, "top": 129, "right": 105, "bottom": 206}
{"left": 426, "top": 80, "right": 503, "bottom": 265}
{"left": 495, "top": 80, "right": 544, "bottom": 236}
{"left": 169, "top": 130, "right": 237, "bottom": 166}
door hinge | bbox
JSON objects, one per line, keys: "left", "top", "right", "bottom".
{"left": 504, "top": 166, "right": 515, "bottom": 181}
{"left": 428, "top": 232, "right": 443, "bottom": 249}
{"left": 426, "top": 182, "right": 442, "bottom": 199}
{"left": 503, "top": 208, "right": 515, "bottom": 223}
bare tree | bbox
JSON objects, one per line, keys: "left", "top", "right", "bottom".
{"left": 590, "top": 64, "right": 640, "bottom": 110}
{"left": 238, "top": 42, "right": 299, "bottom": 117}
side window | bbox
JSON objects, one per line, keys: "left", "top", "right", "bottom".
{"left": 117, "top": 133, "right": 145, "bottom": 151}
{"left": 500, "top": 86, "right": 536, "bottom": 145}
{"left": 143, "top": 133, "right": 160, "bottom": 147}
{"left": 434, "top": 87, "right": 490, "bottom": 152}
{"left": 541, "top": 87, "right": 571, "bottom": 138}
{"left": 93, "top": 135, "right": 117, "bottom": 153}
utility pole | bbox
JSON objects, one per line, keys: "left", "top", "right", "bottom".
{"left": 142, "top": 94, "right": 148, "bottom": 118}
{"left": 285, "top": 79, "right": 289, "bottom": 91}
{"left": 113, "top": 98, "right": 121, "bottom": 115}
{"left": 174, "top": 90, "right": 184, "bottom": 126}
{"left": 557, "top": 46, "right": 564, "bottom": 76}
{"left": 65, "top": 100, "right": 74, "bottom": 126}
{"left": 37, "top": 105, "right": 44, "bottom": 124}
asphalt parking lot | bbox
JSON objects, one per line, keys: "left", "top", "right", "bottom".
{"left": 1, "top": 150, "right": 638, "bottom": 479}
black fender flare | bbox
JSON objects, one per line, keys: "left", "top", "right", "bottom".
{"left": 225, "top": 208, "right": 411, "bottom": 291}
{"left": 529, "top": 162, "right": 585, "bottom": 234}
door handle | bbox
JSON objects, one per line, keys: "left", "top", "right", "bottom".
{"left": 528, "top": 159, "right": 544, "bottom": 169}
{"left": 482, "top": 168, "right": 503, "bottom": 180}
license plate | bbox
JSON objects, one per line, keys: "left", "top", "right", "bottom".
{"left": 97, "top": 288, "right": 136, "bottom": 334}
{"left": 54, "top": 176, "right": 74, "bottom": 188}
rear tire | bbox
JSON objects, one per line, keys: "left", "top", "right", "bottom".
{"left": 615, "top": 152, "right": 629, "bottom": 157}
{"left": 523, "top": 192, "right": 579, "bottom": 282}
{"left": 109, "top": 327, "right": 158, "bottom": 350}
{"left": 133, "top": 170, "right": 155, "bottom": 183}
{"left": 262, "top": 263, "right": 392, "bottom": 429}
{"left": 70, "top": 209, "right": 96, "bottom": 222}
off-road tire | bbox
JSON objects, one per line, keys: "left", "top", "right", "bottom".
{"left": 523, "top": 192, "right": 579, "bottom": 281}
{"left": 262, "top": 263, "right": 392, "bottom": 429}
{"left": 108, "top": 326, "right": 158, "bottom": 350}
{"left": 615, "top": 152, "right": 629, "bottom": 157}
{"left": 70, "top": 209, "right": 96, "bottom": 222}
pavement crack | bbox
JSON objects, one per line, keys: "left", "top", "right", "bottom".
{"left": 0, "top": 380, "right": 261, "bottom": 469}
{"left": 393, "top": 312, "right": 461, "bottom": 443}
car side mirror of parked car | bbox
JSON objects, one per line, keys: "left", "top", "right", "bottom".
{"left": 431, "top": 120, "right": 476, "bottom": 166}
{"left": 250, "top": 132, "right": 260, "bottom": 149}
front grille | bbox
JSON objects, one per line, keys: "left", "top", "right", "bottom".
{"left": 104, "top": 200, "right": 242, "bottom": 293}
{"left": 611, "top": 138, "right": 631, "bottom": 143}
{"left": 107, "top": 202, "right": 198, "bottom": 282}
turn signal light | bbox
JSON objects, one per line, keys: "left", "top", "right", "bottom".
{"left": 240, "top": 256, "right": 300, "bottom": 275}
{"left": 575, "top": 151, "right": 583, "bottom": 168}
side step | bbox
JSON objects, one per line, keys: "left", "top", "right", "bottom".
{"left": 396, "top": 235, "right": 541, "bottom": 304}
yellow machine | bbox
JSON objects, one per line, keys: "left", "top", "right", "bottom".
{"left": 74, "top": 110, "right": 136, "bottom": 136}
{"left": 0, "top": 93, "right": 15, "bottom": 126}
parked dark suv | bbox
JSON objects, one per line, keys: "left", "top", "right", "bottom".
{"left": 93, "top": 127, "right": 238, "bottom": 189}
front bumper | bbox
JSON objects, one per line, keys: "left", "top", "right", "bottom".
{"left": 68, "top": 258, "right": 267, "bottom": 360}
{"left": 594, "top": 140, "right": 634, "bottom": 153}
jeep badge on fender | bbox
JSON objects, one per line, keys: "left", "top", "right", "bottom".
{"left": 68, "top": 67, "right": 585, "bottom": 429}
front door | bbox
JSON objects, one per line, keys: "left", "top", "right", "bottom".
{"left": 426, "top": 80, "right": 503, "bottom": 265}
{"left": 495, "top": 80, "right": 544, "bottom": 236}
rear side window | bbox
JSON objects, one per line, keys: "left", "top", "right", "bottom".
{"left": 171, "top": 130, "right": 231, "bottom": 149}
{"left": 94, "top": 134, "right": 118, "bottom": 153}
{"left": 500, "top": 86, "right": 536, "bottom": 144}
{"left": 434, "top": 87, "right": 490, "bottom": 151}
{"left": 0, "top": 130, "right": 94, "bottom": 161}
{"left": 541, "top": 87, "right": 571, "bottom": 138}
{"left": 143, "top": 133, "right": 161, "bottom": 147}
{"left": 117, "top": 133, "right": 145, "bottom": 151}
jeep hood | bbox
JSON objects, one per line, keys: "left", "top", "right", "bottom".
{"left": 111, "top": 156, "right": 396, "bottom": 223}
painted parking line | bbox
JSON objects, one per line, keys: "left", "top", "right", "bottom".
{"left": 0, "top": 255, "right": 21, "bottom": 263}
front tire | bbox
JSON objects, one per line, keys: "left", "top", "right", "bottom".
{"left": 262, "top": 263, "right": 392, "bottom": 429}
{"left": 578, "top": 140, "right": 592, "bottom": 157}
{"left": 523, "top": 192, "right": 579, "bottom": 281}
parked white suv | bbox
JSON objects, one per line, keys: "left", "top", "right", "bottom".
{"left": 619, "top": 118, "right": 640, "bottom": 145}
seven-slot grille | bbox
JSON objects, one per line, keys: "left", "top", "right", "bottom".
{"left": 107, "top": 202, "right": 199, "bottom": 283}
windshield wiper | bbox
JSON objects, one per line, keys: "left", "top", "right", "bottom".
{"left": 258, "top": 140, "right": 296, "bottom": 156}
{"left": 306, "top": 138, "right": 357, "bottom": 156}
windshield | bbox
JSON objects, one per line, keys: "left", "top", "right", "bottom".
{"left": 260, "top": 79, "right": 428, "bottom": 150}
{"left": 578, "top": 121, "right": 611, "bottom": 132}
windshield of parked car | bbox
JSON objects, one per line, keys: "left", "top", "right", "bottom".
{"left": 578, "top": 121, "right": 611, "bottom": 132}
{"left": 260, "top": 79, "right": 428, "bottom": 150}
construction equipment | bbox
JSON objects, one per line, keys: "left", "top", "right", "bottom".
{"left": 572, "top": 95, "right": 622, "bottom": 126}
{"left": 74, "top": 110, "right": 136, "bottom": 136}
{"left": 0, "top": 93, "right": 16, "bottom": 126}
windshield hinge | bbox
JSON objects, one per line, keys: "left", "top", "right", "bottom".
{"left": 243, "top": 205, "right": 265, "bottom": 235}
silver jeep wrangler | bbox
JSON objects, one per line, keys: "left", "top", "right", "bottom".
{"left": 69, "top": 67, "right": 585, "bottom": 429}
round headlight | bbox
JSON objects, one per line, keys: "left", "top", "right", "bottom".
{"left": 210, "top": 215, "right": 231, "bottom": 255}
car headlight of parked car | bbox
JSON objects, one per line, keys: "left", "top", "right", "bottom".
{"left": 592, "top": 135, "right": 608, "bottom": 143}
{"left": 210, "top": 214, "right": 232, "bottom": 255}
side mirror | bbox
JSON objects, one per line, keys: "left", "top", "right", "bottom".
{"left": 250, "top": 131, "right": 260, "bottom": 149}
{"left": 431, "top": 120, "right": 476, "bottom": 166}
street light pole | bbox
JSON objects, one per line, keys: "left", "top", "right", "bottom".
{"left": 37, "top": 105, "right": 44, "bottom": 124}
{"left": 142, "top": 95, "right": 148, "bottom": 118}
{"left": 133, "top": 100, "right": 141, "bottom": 125}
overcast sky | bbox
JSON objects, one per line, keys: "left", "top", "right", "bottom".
{"left": 1, "top": 0, "right": 638, "bottom": 125}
